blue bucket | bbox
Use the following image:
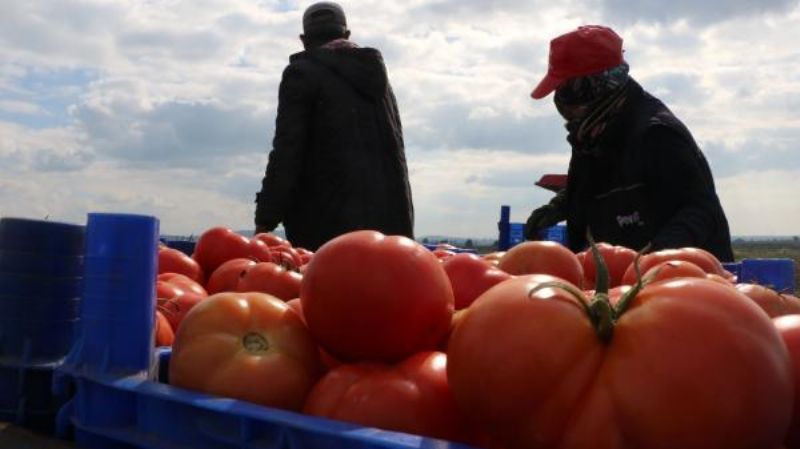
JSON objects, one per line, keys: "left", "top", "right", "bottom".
{"left": 0, "top": 250, "right": 84, "bottom": 277}
{"left": 65, "top": 213, "right": 159, "bottom": 376}
{"left": 0, "top": 318, "right": 79, "bottom": 361}
{"left": 0, "top": 360, "right": 65, "bottom": 434}
{"left": 0, "top": 295, "right": 80, "bottom": 320}
{"left": 0, "top": 272, "right": 83, "bottom": 298}
{"left": 0, "top": 217, "right": 85, "bottom": 255}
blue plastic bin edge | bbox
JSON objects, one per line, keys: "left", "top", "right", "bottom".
{"left": 56, "top": 366, "right": 479, "bottom": 449}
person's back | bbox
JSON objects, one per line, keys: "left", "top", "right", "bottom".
{"left": 255, "top": 2, "right": 414, "bottom": 250}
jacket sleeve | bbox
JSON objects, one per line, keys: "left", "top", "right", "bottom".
{"left": 255, "top": 63, "right": 315, "bottom": 229}
{"left": 644, "top": 125, "right": 722, "bottom": 250}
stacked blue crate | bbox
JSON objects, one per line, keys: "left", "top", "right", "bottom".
{"left": 0, "top": 217, "right": 85, "bottom": 434}
{"left": 54, "top": 213, "right": 478, "bottom": 449}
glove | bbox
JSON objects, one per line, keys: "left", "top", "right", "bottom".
{"left": 524, "top": 202, "right": 566, "bottom": 240}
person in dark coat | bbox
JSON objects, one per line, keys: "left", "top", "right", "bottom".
{"left": 524, "top": 25, "right": 734, "bottom": 262}
{"left": 254, "top": 2, "right": 414, "bottom": 251}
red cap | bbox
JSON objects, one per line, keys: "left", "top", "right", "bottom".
{"left": 531, "top": 25, "right": 624, "bottom": 99}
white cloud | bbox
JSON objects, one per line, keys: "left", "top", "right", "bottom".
{"left": 0, "top": 0, "right": 799, "bottom": 241}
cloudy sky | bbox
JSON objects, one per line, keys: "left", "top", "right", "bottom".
{"left": 1, "top": 0, "right": 799, "bottom": 240}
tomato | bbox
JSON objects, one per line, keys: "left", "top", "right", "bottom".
{"left": 158, "top": 246, "right": 205, "bottom": 284}
{"left": 442, "top": 253, "right": 512, "bottom": 310}
{"left": 170, "top": 292, "right": 322, "bottom": 411}
{"left": 268, "top": 243, "right": 303, "bottom": 270}
{"left": 205, "top": 258, "right": 257, "bottom": 294}
{"left": 301, "top": 230, "right": 453, "bottom": 363}
{"left": 156, "top": 279, "right": 183, "bottom": 300}
{"left": 706, "top": 273, "right": 736, "bottom": 286}
{"left": 433, "top": 249, "right": 457, "bottom": 261}
{"left": 447, "top": 275, "right": 792, "bottom": 449}
{"left": 192, "top": 226, "right": 272, "bottom": 275}
{"left": 253, "top": 232, "right": 289, "bottom": 248}
{"left": 774, "top": 315, "right": 800, "bottom": 449}
{"left": 580, "top": 242, "right": 636, "bottom": 288}
{"left": 497, "top": 241, "right": 584, "bottom": 287}
{"left": 157, "top": 290, "right": 205, "bottom": 332}
{"left": 641, "top": 260, "right": 708, "bottom": 285}
{"left": 155, "top": 310, "right": 174, "bottom": 346}
{"left": 304, "top": 351, "right": 474, "bottom": 444}
{"left": 736, "top": 283, "right": 800, "bottom": 318}
{"left": 237, "top": 261, "right": 302, "bottom": 301}
{"left": 482, "top": 251, "right": 506, "bottom": 262}
{"left": 620, "top": 247, "right": 725, "bottom": 285}
{"left": 294, "top": 247, "right": 314, "bottom": 265}
{"left": 158, "top": 272, "right": 208, "bottom": 297}
{"left": 286, "top": 297, "right": 303, "bottom": 317}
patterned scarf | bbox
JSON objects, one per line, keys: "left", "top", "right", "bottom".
{"left": 554, "top": 63, "right": 631, "bottom": 155}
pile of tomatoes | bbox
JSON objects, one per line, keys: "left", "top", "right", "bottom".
{"left": 154, "top": 227, "right": 800, "bottom": 449}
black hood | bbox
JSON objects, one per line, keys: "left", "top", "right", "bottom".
{"left": 293, "top": 47, "right": 388, "bottom": 100}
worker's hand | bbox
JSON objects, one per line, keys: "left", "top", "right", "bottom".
{"left": 524, "top": 204, "right": 564, "bottom": 240}
{"left": 255, "top": 223, "right": 276, "bottom": 235}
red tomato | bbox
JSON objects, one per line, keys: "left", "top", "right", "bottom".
{"left": 497, "top": 241, "right": 584, "bottom": 287}
{"left": 621, "top": 247, "right": 725, "bottom": 285}
{"left": 301, "top": 230, "right": 454, "bottom": 363}
{"left": 736, "top": 283, "right": 799, "bottom": 318}
{"left": 304, "top": 351, "right": 474, "bottom": 444}
{"left": 155, "top": 310, "right": 174, "bottom": 346}
{"left": 447, "top": 275, "right": 792, "bottom": 449}
{"left": 268, "top": 243, "right": 303, "bottom": 270}
{"left": 774, "top": 315, "right": 800, "bottom": 449}
{"left": 580, "top": 242, "right": 637, "bottom": 289}
{"left": 170, "top": 292, "right": 322, "bottom": 411}
{"left": 158, "top": 246, "right": 205, "bottom": 284}
{"left": 294, "top": 247, "right": 314, "bottom": 263}
{"left": 706, "top": 273, "right": 736, "bottom": 287}
{"left": 253, "top": 232, "right": 288, "bottom": 248}
{"left": 284, "top": 298, "right": 342, "bottom": 371}
{"left": 442, "top": 253, "right": 512, "bottom": 310}
{"left": 192, "top": 227, "right": 272, "bottom": 275}
{"left": 156, "top": 279, "right": 183, "bottom": 300}
{"left": 157, "top": 290, "right": 205, "bottom": 332}
{"left": 286, "top": 297, "right": 303, "bottom": 318}
{"left": 158, "top": 272, "right": 208, "bottom": 297}
{"left": 642, "top": 260, "right": 708, "bottom": 285}
{"left": 205, "top": 258, "right": 257, "bottom": 294}
{"left": 433, "top": 249, "right": 457, "bottom": 261}
{"left": 237, "top": 261, "right": 302, "bottom": 301}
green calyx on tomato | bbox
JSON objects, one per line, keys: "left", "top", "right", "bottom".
{"left": 528, "top": 231, "right": 652, "bottom": 343}
{"left": 243, "top": 332, "right": 270, "bottom": 353}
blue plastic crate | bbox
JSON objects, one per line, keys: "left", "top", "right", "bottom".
{"left": 740, "top": 258, "right": 796, "bottom": 294}
{"left": 163, "top": 239, "right": 196, "bottom": 256}
{"left": 497, "top": 205, "right": 567, "bottom": 250}
{"left": 53, "top": 213, "right": 478, "bottom": 449}
{"left": 55, "top": 369, "right": 477, "bottom": 449}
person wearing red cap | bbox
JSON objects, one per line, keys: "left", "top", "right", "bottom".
{"left": 524, "top": 25, "right": 733, "bottom": 261}
{"left": 254, "top": 2, "right": 414, "bottom": 250}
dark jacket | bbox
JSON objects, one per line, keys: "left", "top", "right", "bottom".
{"left": 255, "top": 44, "right": 414, "bottom": 251}
{"left": 562, "top": 80, "right": 734, "bottom": 261}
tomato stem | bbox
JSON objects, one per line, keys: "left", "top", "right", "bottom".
{"left": 586, "top": 231, "right": 609, "bottom": 295}
{"left": 242, "top": 332, "right": 270, "bottom": 353}
{"left": 614, "top": 244, "right": 651, "bottom": 316}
